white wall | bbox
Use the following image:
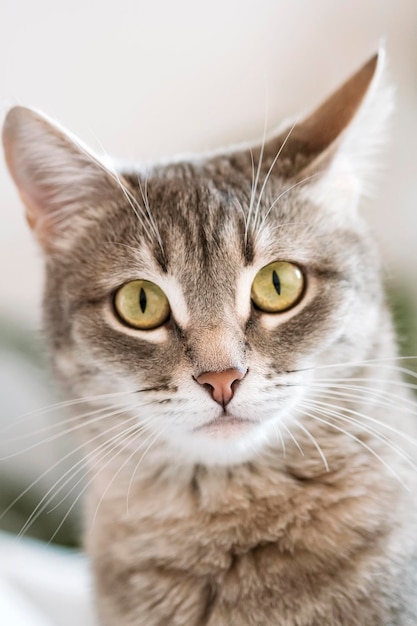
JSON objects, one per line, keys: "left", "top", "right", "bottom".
{"left": 1, "top": 0, "right": 417, "bottom": 326}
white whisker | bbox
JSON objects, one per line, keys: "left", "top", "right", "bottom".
{"left": 0, "top": 404, "right": 140, "bottom": 460}
{"left": 300, "top": 356, "right": 417, "bottom": 376}
{"left": 19, "top": 411, "right": 163, "bottom": 541}
{"left": 309, "top": 380, "right": 417, "bottom": 410}
{"left": 15, "top": 413, "right": 147, "bottom": 537}
{"left": 43, "top": 412, "right": 161, "bottom": 518}
{"left": 0, "top": 390, "right": 137, "bottom": 435}
{"left": 258, "top": 173, "right": 321, "bottom": 233}
{"left": 46, "top": 423, "right": 144, "bottom": 515}
{"left": 301, "top": 406, "right": 409, "bottom": 490}
{"left": 46, "top": 428, "right": 141, "bottom": 546}
{"left": 83, "top": 131, "right": 158, "bottom": 247}
{"left": 90, "top": 423, "right": 167, "bottom": 531}
{"left": 1, "top": 400, "right": 138, "bottom": 445}
{"left": 308, "top": 385, "right": 417, "bottom": 417}
{"left": 280, "top": 422, "right": 305, "bottom": 457}
{"left": 301, "top": 399, "right": 417, "bottom": 471}
{"left": 0, "top": 405, "right": 151, "bottom": 523}
{"left": 311, "top": 375, "right": 417, "bottom": 391}
{"left": 137, "top": 176, "right": 166, "bottom": 261}
{"left": 125, "top": 425, "right": 169, "bottom": 515}
{"left": 245, "top": 93, "right": 268, "bottom": 246}
{"left": 253, "top": 118, "right": 299, "bottom": 237}
{"left": 272, "top": 423, "right": 286, "bottom": 458}
{"left": 289, "top": 417, "right": 329, "bottom": 471}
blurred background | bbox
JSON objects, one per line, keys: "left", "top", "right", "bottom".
{"left": 0, "top": 0, "right": 416, "bottom": 623}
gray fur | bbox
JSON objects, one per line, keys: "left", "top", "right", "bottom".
{"left": 3, "top": 52, "right": 417, "bottom": 625}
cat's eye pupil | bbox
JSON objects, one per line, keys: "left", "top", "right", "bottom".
{"left": 251, "top": 261, "right": 304, "bottom": 313}
{"left": 139, "top": 288, "right": 147, "bottom": 313}
{"left": 114, "top": 280, "right": 170, "bottom": 330}
{"left": 272, "top": 270, "right": 281, "bottom": 295}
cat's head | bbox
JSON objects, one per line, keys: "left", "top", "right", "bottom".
{"left": 2, "top": 52, "right": 393, "bottom": 466}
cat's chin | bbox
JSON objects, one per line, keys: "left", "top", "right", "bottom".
{"left": 194, "top": 413, "right": 255, "bottom": 438}
{"left": 168, "top": 417, "right": 273, "bottom": 466}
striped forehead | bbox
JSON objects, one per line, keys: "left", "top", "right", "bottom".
{"left": 157, "top": 264, "right": 254, "bottom": 331}
{"left": 156, "top": 220, "right": 252, "bottom": 329}
{"left": 120, "top": 162, "right": 290, "bottom": 326}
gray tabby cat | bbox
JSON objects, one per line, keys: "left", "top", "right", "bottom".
{"left": 3, "top": 51, "right": 417, "bottom": 625}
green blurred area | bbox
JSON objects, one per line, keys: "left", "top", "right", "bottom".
{"left": 0, "top": 317, "right": 83, "bottom": 548}
{"left": 387, "top": 283, "right": 417, "bottom": 364}
{"left": 0, "top": 478, "right": 81, "bottom": 548}
{"left": 0, "top": 280, "right": 416, "bottom": 548}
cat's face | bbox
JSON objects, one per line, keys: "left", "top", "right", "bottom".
{"left": 2, "top": 53, "right": 391, "bottom": 465}
{"left": 41, "top": 157, "right": 381, "bottom": 466}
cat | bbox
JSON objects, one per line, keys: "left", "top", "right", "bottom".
{"left": 3, "top": 50, "right": 417, "bottom": 625}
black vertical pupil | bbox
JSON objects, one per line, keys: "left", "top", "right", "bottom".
{"left": 272, "top": 270, "right": 281, "bottom": 295}
{"left": 139, "top": 288, "right": 147, "bottom": 313}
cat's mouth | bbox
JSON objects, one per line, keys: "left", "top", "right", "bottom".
{"left": 195, "top": 413, "right": 255, "bottom": 437}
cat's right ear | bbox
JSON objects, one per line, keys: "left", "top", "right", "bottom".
{"left": 261, "top": 50, "right": 393, "bottom": 214}
{"left": 2, "top": 107, "right": 124, "bottom": 252}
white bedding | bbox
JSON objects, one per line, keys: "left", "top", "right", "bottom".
{"left": 0, "top": 532, "right": 96, "bottom": 626}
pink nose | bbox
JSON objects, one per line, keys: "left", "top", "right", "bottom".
{"left": 196, "top": 368, "right": 247, "bottom": 407}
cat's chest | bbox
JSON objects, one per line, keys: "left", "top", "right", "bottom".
{"left": 88, "top": 459, "right": 394, "bottom": 575}
{"left": 88, "top": 463, "right": 401, "bottom": 626}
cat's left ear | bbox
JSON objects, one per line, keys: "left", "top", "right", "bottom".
{"left": 266, "top": 49, "right": 393, "bottom": 212}
{"left": 2, "top": 106, "right": 126, "bottom": 252}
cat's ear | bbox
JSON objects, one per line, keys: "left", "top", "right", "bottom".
{"left": 2, "top": 106, "right": 125, "bottom": 252}
{"left": 267, "top": 50, "right": 393, "bottom": 212}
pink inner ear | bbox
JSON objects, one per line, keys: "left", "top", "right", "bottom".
{"left": 17, "top": 184, "right": 59, "bottom": 250}
{"left": 3, "top": 106, "right": 133, "bottom": 254}
{"left": 5, "top": 141, "right": 53, "bottom": 234}
{"left": 3, "top": 106, "right": 100, "bottom": 251}
{"left": 19, "top": 184, "right": 51, "bottom": 226}
{"left": 19, "top": 189, "right": 39, "bottom": 230}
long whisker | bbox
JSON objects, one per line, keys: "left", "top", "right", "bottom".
{"left": 1, "top": 400, "right": 139, "bottom": 445}
{"left": 245, "top": 94, "right": 268, "bottom": 246}
{"left": 125, "top": 425, "right": 169, "bottom": 515}
{"left": 288, "top": 417, "right": 329, "bottom": 471}
{"left": 0, "top": 390, "right": 138, "bottom": 436}
{"left": 111, "top": 176, "right": 156, "bottom": 246}
{"left": 0, "top": 402, "right": 146, "bottom": 460}
{"left": 272, "top": 423, "right": 286, "bottom": 458}
{"left": 83, "top": 131, "right": 157, "bottom": 246}
{"left": 137, "top": 176, "right": 166, "bottom": 262}
{"left": 308, "top": 384, "right": 417, "bottom": 416}
{"left": 244, "top": 148, "right": 256, "bottom": 241}
{"left": 301, "top": 407, "right": 409, "bottom": 490}
{"left": 91, "top": 426, "right": 167, "bottom": 529}
{"left": 258, "top": 173, "right": 321, "bottom": 232}
{"left": 0, "top": 405, "right": 148, "bottom": 523}
{"left": 253, "top": 118, "right": 299, "bottom": 237}
{"left": 17, "top": 416, "right": 145, "bottom": 538}
{"left": 311, "top": 375, "right": 417, "bottom": 391}
{"left": 294, "top": 356, "right": 417, "bottom": 377}
{"left": 45, "top": 421, "right": 148, "bottom": 515}
{"left": 46, "top": 428, "right": 142, "bottom": 546}
{"left": 301, "top": 399, "right": 417, "bottom": 471}
{"left": 20, "top": 411, "right": 163, "bottom": 541}
{"left": 308, "top": 381, "right": 417, "bottom": 412}
{"left": 234, "top": 197, "right": 246, "bottom": 225}
{"left": 45, "top": 411, "right": 161, "bottom": 516}
{"left": 280, "top": 422, "right": 305, "bottom": 457}
{"left": 90, "top": 424, "right": 167, "bottom": 531}
{"left": 43, "top": 414, "right": 162, "bottom": 530}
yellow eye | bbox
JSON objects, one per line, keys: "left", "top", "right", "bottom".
{"left": 114, "top": 280, "right": 170, "bottom": 330}
{"left": 251, "top": 261, "right": 304, "bottom": 313}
